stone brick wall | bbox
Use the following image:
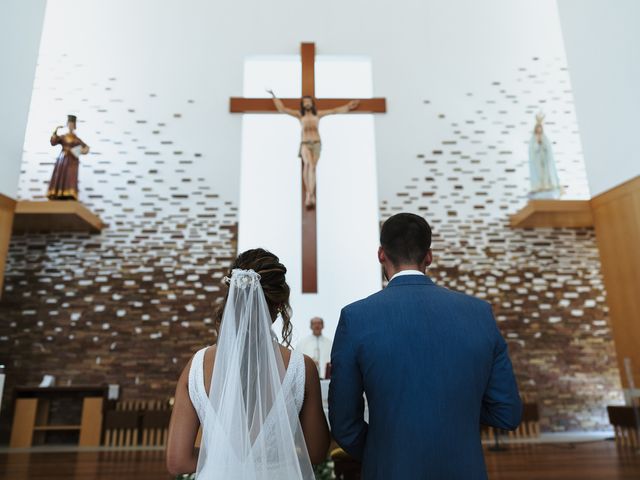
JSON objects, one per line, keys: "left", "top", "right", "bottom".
{"left": 0, "top": 220, "right": 236, "bottom": 441}
{"left": 378, "top": 55, "right": 623, "bottom": 431}
{"left": 423, "top": 222, "right": 619, "bottom": 432}
{"left": 0, "top": 52, "right": 623, "bottom": 438}
{"left": 0, "top": 54, "right": 240, "bottom": 440}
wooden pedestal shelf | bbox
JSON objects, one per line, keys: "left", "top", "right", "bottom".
{"left": 509, "top": 200, "right": 594, "bottom": 228}
{"left": 12, "top": 201, "right": 104, "bottom": 234}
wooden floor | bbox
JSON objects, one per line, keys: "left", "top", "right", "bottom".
{"left": 0, "top": 441, "right": 639, "bottom": 479}
{"left": 484, "top": 441, "right": 640, "bottom": 480}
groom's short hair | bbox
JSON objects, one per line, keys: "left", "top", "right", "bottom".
{"left": 380, "top": 213, "right": 432, "bottom": 266}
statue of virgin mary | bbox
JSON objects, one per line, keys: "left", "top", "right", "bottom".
{"left": 528, "top": 113, "right": 562, "bottom": 199}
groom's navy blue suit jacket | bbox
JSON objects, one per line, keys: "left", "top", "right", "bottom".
{"left": 329, "top": 274, "right": 521, "bottom": 480}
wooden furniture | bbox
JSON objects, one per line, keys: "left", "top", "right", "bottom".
{"left": 591, "top": 176, "right": 640, "bottom": 388}
{"left": 510, "top": 402, "right": 540, "bottom": 439}
{"left": 509, "top": 200, "right": 594, "bottom": 228}
{"left": 481, "top": 402, "right": 540, "bottom": 445}
{"left": 9, "top": 385, "right": 107, "bottom": 448}
{"left": 608, "top": 405, "right": 640, "bottom": 448}
{"left": 508, "top": 176, "right": 640, "bottom": 390}
{"left": 102, "top": 399, "right": 172, "bottom": 447}
{"left": 102, "top": 409, "right": 139, "bottom": 447}
{"left": 12, "top": 200, "right": 104, "bottom": 234}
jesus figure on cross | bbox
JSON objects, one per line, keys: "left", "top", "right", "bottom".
{"left": 267, "top": 89, "right": 359, "bottom": 209}
{"left": 231, "top": 42, "right": 386, "bottom": 292}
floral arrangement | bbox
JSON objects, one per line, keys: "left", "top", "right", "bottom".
{"left": 314, "top": 459, "right": 335, "bottom": 480}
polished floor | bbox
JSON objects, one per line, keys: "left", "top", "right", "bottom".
{"left": 0, "top": 441, "right": 639, "bottom": 479}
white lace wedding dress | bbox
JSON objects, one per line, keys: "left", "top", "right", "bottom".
{"left": 188, "top": 347, "right": 307, "bottom": 425}
{"left": 187, "top": 269, "right": 314, "bottom": 480}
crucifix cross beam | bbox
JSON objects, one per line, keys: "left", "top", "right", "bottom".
{"left": 230, "top": 42, "right": 387, "bottom": 293}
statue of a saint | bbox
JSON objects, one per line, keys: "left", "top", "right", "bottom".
{"left": 528, "top": 113, "right": 562, "bottom": 199}
{"left": 48, "top": 115, "right": 90, "bottom": 200}
{"left": 268, "top": 90, "right": 359, "bottom": 209}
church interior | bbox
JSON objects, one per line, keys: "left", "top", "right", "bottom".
{"left": 1, "top": 0, "right": 639, "bottom": 478}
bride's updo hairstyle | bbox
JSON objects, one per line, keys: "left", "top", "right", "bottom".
{"left": 215, "top": 248, "right": 293, "bottom": 346}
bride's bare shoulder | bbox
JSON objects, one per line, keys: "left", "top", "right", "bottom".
{"left": 203, "top": 345, "right": 216, "bottom": 361}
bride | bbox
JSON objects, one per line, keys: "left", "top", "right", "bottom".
{"left": 166, "top": 249, "right": 330, "bottom": 478}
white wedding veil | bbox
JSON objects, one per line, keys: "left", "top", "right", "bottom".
{"left": 196, "top": 269, "right": 314, "bottom": 479}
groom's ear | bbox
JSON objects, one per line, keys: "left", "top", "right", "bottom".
{"left": 377, "top": 246, "right": 386, "bottom": 265}
{"left": 425, "top": 249, "right": 433, "bottom": 267}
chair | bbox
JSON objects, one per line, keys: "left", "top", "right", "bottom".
{"left": 140, "top": 409, "right": 171, "bottom": 447}
{"left": 102, "top": 398, "right": 172, "bottom": 447}
{"left": 103, "top": 406, "right": 140, "bottom": 447}
{"left": 481, "top": 402, "right": 540, "bottom": 447}
{"left": 509, "top": 402, "right": 540, "bottom": 440}
{"left": 608, "top": 405, "right": 640, "bottom": 448}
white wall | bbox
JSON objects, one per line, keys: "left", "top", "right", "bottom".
{"left": 557, "top": 0, "right": 640, "bottom": 196}
{"left": 238, "top": 57, "right": 380, "bottom": 344}
{"left": 19, "top": 0, "right": 589, "bottom": 341}
{"left": 0, "top": 0, "right": 46, "bottom": 198}
{"left": 23, "top": 0, "right": 589, "bottom": 203}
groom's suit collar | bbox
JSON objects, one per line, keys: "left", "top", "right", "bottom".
{"left": 386, "top": 273, "right": 435, "bottom": 288}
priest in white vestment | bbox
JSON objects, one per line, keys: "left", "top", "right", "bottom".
{"left": 297, "top": 317, "right": 332, "bottom": 379}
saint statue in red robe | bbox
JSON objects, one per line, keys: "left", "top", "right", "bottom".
{"left": 48, "top": 115, "right": 90, "bottom": 200}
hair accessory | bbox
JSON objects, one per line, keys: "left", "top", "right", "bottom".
{"left": 229, "top": 269, "right": 261, "bottom": 289}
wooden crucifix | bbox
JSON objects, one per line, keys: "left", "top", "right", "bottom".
{"left": 230, "top": 42, "right": 386, "bottom": 293}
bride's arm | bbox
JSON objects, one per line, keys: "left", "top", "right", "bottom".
{"left": 166, "top": 360, "right": 200, "bottom": 476}
{"left": 299, "top": 355, "right": 331, "bottom": 464}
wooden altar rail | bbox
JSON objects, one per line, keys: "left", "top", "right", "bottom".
{"left": 102, "top": 399, "right": 540, "bottom": 451}
{"left": 608, "top": 405, "right": 640, "bottom": 448}
{"left": 480, "top": 402, "right": 540, "bottom": 443}
{"left": 102, "top": 399, "right": 172, "bottom": 448}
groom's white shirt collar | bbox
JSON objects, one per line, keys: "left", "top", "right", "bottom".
{"left": 389, "top": 269, "right": 425, "bottom": 282}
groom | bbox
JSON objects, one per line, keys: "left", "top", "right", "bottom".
{"left": 329, "top": 213, "right": 521, "bottom": 479}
